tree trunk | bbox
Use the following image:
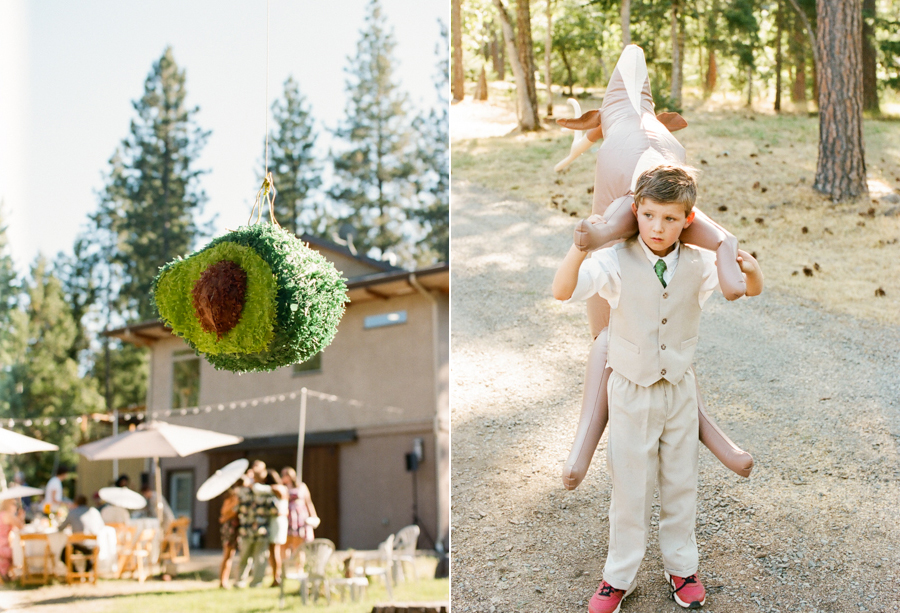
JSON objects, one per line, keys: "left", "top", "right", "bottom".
{"left": 670, "top": 0, "right": 683, "bottom": 108}
{"left": 492, "top": 0, "right": 541, "bottom": 131}
{"left": 545, "top": 0, "right": 553, "bottom": 117}
{"left": 490, "top": 29, "right": 505, "bottom": 80}
{"left": 475, "top": 65, "right": 489, "bottom": 100}
{"left": 621, "top": 0, "right": 631, "bottom": 47}
{"left": 791, "top": 16, "right": 807, "bottom": 102}
{"left": 775, "top": 0, "right": 783, "bottom": 111}
{"left": 452, "top": 0, "right": 465, "bottom": 101}
{"left": 704, "top": 0, "right": 719, "bottom": 96}
{"left": 813, "top": 0, "right": 867, "bottom": 201}
{"left": 559, "top": 46, "right": 575, "bottom": 96}
{"left": 862, "top": 0, "right": 879, "bottom": 113}
{"left": 516, "top": 0, "right": 541, "bottom": 127}
{"left": 786, "top": 0, "right": 819, "bottom": 70}
{"left": 746, "top": 65, "right": 753, "bottom": 107}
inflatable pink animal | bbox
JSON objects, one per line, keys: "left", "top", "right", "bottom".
{"left": 556, "top": 45, "right": 754, "bottom": 489}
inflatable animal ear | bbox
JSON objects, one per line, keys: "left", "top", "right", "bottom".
{"left": 152, "top": 175, "right": 348, "bottom": 373}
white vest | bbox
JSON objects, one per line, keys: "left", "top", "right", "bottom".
{"left": 607, "top": 238, "right": 704, "bottom": 387}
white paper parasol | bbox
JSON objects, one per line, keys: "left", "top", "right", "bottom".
{"left": 99, "top": 486, "right": 147, "bottom": 510}
{"left": 196, "top": 458, "right": 249, "bottom": 501}
{"left": 0, "top": 485, "right": 44, "bottom": 501}
{"left": 77, "top": 420, "right": 242, "bottom": 526}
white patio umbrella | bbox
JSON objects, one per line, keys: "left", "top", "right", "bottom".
{"left": 77, "top": 421, "right": 242, "bottom": 526}
{"left": 0, "top": 426, "right": 60, "bottom": 493}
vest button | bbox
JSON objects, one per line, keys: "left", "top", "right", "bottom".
{"left": 661, "top": 318, "right": 667, "bottom": 324}
{"left": 660, "top": 369, "right": 667, "bottom": 376}
{"left": 662, "top": 292, "right": 669, "bottom": 299}
{"left": 661, "top": 344, "right": 666, "bottom": 350}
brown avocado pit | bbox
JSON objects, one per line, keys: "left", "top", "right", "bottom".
{"left": 191, "top": 260, "right": 248, "bottom": 339}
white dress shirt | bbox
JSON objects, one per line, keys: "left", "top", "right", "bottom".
{"left": 564, "top": 237, "right": 720, "bottom": 309}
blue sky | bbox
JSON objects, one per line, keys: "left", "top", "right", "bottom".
{"left": 0, "top": 0, "right": 447, "bottom": 274}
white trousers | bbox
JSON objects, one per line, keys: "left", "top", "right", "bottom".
{"left": 603, "top": 370, "right": 700, "bottom": 590}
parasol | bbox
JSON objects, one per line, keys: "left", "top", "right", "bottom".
{"left": 196, "top": 458, "right": 249, "bottom": 502}
{"left": 0, "top": 485, "right": 44, "bottom": 501}
{"left": 77, "top": 420, "right": 242, "bottom": 526}
{"left": 0, "top": 426, "right": 60, "bottom": 492}
{"left": 98, "top": 486, "right": 147, "bottom": 510}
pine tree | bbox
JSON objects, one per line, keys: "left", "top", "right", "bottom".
{"left": 264, "top": 77, "right": 323, "bottom": 237}
{"left": 330, "top": 0, "right": 418, "bottom": 264}
{"left": 0, "top": 204, "right": 20, "bottom": 422}
{"left": 412, "top": 22, "right": 450, "bottom": 264}
{"left": 3, "top": 257, "right": 104, "bottom": 487}
{"left": 98, "top": 46, "right": 211, "bottom": 321}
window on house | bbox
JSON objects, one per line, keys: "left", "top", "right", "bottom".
{"left": 293, "top": 351, "right": 322, "bottom": 375}
{"left": 172, "top": 350, "right": 200, "bottom": 409}
{"left": 364, "top": 310, "right": 407, "bottom": 329}
{"left": 168, "top": 470, "right": 193, "bottom": 519}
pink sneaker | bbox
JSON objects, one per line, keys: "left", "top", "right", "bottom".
{"left": 665, "top": 572, "right": 706, "bottom": 608}
{"left": 588, "top": 581, "right": 635, "bottom": 613}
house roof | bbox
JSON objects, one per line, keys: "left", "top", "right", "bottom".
{"left": 105, "top": 263, "right": 449, "bottom": 346}
{"left": 299, "top": 233, "right": 401, "bottom": 273}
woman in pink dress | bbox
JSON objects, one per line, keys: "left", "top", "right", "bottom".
{"left": 0, "top": 498, "right": 25, "bottom": 580}
{"left": 280, "top": 467, "right": 318, "bottom": 568}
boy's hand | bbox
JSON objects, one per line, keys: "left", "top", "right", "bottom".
{"left": 736, "top": 249, "right": 764, "bottom": 296}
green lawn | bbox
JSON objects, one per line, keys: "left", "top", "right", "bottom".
{"left": 79, "top": 576, "right": 448, "bottom": 613}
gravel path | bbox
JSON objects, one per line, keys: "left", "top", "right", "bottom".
{"left": 450, "top": 178, "right": 900, "bottom": 613}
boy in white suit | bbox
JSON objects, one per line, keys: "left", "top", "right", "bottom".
{"left": 553, "top": 164, "right": 763, "bottom": 611}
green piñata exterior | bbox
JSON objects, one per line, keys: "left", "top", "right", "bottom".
{"left": 153, "top": 224, "right": 348, "bottom": 373}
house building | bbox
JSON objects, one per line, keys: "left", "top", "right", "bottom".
{"left": 102, "top": 235, "right": 448, "bottom": 551}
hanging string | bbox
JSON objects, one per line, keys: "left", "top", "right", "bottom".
{"left": 247, "top": 0, "right": 279, "bottom": 228}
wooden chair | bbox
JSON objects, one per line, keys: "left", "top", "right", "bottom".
{"left": 64, "top": 533, "right": 99, "bottom": 584}
{"left": 120, "top": 527, "right": 154, "bottom": 582}
{"left": 392, "top": 524, "right": 421, "bottom": 582}
{"left": 114, "top": 525, "right": 138, "bottom": 578}
{"left": 159, "top": 516, "right": 190, "bottom": 565}
{"left": 19, "top": 533, "right": 54, "bottom": 585}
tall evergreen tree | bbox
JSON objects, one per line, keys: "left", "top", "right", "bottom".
{"left": 264, "top": 77, "right": 322, "bottom": 237}
{"left": 98, "top": 46, "right": 211, "bottom": 321}
{"left": 330, "top": 0, "right": 418, "bottom": 264}
{"left": 2, "top": 257, "right": 104, "bottom": 487}
{"left": 0, "top": 204, "right": 20, "bottom": 422}
{"left": 412, "top": 22, "right": 450, "bottom": 264}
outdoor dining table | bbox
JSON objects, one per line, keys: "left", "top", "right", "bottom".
{"left": 14, "top": 523, "right": 118, "bottom": 576}
{"left": 128, "top": 517, "right": 162, "bottom": 562}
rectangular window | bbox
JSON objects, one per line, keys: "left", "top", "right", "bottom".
{"left": 168, "top": 470, "right": 193, "bottom": 519}
{"left": 293, "top": 351, "right": 323, "bottom": 375}
{"left": 172, "top": 352, "right": 200, "bottom": 409}
{"left": 364, "top": 310, "right": 407, "bottom": 329}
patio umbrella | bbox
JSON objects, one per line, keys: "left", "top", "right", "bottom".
{"left": 98, "top": 486, "right": 147, "bottom": 510}
{"left": 0, "top": 426, "right": 59, "bottom": 491}
{"left": 0, "top": 485, "right": 44, "bottom": 501}
{"left": 196, "top": 458, "right": 249, "bottom": 502}
{"left": 77, "top": 420, "right": 242, "bottom": 526}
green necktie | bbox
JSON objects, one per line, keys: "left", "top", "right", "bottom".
{"left": 654, "top": 259, "right": 667, "bottom": 288}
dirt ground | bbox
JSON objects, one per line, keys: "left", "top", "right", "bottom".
{"left": 449, "top": 178, "right": 900, "bottom": 613}
{"left": 450, "top": 102, "right": 900, "bottom": 613}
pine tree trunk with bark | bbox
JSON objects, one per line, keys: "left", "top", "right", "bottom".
{"left": 862, "top": 0, "right": 879, "bottom": 113}
{"left": 671, "top": 0, "right": 683, "bottom": 108}
{"left": 545, "top": 0, "right": 553, "bottom": 117}
{"left": 516, "top": 0, "right": 540, "bottom": 126}
{"left": 775, "top": 0, "right": 783, "bottom": 111}
{"left": 813, "top": 0, "right": 867, "bottom": 201}
{"left": 452, "top": 0, "right": 465, "bottom": 101}
{"left": 621, "top": 0, "right": 631, "bottom": 47}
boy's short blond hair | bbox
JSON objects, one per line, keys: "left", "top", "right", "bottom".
{"left": 633, "top": 164, "right": 698, "bottom": 215}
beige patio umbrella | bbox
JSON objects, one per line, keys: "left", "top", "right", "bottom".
{"left": 77, "top": 421, "right": 242, "bottom": 526}
{"left": 0, "top": 426, "right": 60, "bottom": 492}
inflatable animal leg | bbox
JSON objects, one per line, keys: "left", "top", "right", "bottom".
{"left": 562, "top": 332, "right": 612, "bottom": 490}
{"left": 680, "top": 208, "right": 746, "bottom": 300}
{"left": 696, "top": 375, "right": 754, "bottom": 477}
{"left": 573, "top": 195, "right": 637, "bottom": 252}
